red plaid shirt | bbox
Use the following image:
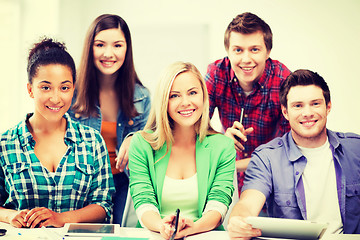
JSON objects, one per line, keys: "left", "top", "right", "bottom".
{"left": 205, "top": 57, "right": 291, "bottom": 191}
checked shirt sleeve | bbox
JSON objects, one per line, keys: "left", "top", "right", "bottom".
{"left": 85, "top": 132, "right": 115, "bottom": 222}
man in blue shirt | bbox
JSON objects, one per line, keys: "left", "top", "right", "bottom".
{"left": 227, "top": 69, "right": 360, "bottom": 239}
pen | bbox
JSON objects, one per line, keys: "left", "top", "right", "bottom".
{"left": 239, "top": 107, "right": 244, "bottom": 125}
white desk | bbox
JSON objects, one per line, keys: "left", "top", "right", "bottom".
{"left": 0, "top": 223, "right": 359, "bottom": 240}
{"left": 0, "top": 223, "right": 165, "bottom": 240}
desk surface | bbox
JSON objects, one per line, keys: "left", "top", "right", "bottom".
{"left": 0, "top": 223, "right": 359, "bottom": 240}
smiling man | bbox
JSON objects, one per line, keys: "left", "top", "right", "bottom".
{"left": 205, "top": 12, "right": 291, "bottom": 192}
{"left": 227, "top": 70, "right": 360, "bottom": 239}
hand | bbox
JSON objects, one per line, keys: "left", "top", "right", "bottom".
{"left": 227, "top": 216, "right": 261, "bottom": 240}
{"left": 175, "top": 217, "right": 194, "bottom": 239}
{"left": 159, "top": 214, "right": 186, "bottom": 240}
{"left": 225, "top": 121, "right": 254, "bottom": 152}
{"left": 24, "top": 207, "right": 64, "bottom": 228}
{"left": 8, "top": 209, "right": 29, "bottom": 228}
{"left": 115, "top": 136, "right": 132, "bottom": 172}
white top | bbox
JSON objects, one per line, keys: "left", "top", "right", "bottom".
{"left": 161, "top": 173, "right": 199, "bottom": 220}
{"left": 299, "top": 139, "right": 343, "bottom": 234}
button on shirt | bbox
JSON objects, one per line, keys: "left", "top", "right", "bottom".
{"left": 205, "top": 57, "right": 291, "bottom": 190}
{"left": 243, "top": 130, "right": 360, "bottom": 234}
{"left": 0, "top": 113, "right": 115, "bottom": 222}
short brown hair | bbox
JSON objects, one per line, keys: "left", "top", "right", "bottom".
{"left": 224, "top": 12, "right": 272, "bottom": 51}
{"left": 280, "top": 69, "right": 331, "bottom": 108}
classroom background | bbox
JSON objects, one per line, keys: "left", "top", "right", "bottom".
{"left": 1, "top": 0, "right": 359, "bottom": 134}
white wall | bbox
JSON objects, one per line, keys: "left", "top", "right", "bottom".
{"left": 1, "top": 0, "right": 360, "bottom": 134}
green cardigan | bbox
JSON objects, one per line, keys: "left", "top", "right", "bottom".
{"left": 128, "top": 132, "right": 236, "bottom": 224}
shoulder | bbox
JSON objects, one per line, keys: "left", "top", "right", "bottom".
{"left": 66, "top": 114, "right": 104, "bottom": 144}
{"left": 333, "top": 131, "right": 360, "bottom": 140}
{"left": 205, "top": 133, "right": 234, "bottom": 149}
{"left": 207, "top": 57, "right": 230, "bottom": 72}
{"left": 1, "top": 119, "right": 26, "bottom": 143}
{"left": 134, "top": 83, "right": 150, "bottom": 101}
{"left": 132, "top": 131, "right": 147, "bottom": 143}
{"left": 0, "top": 125, "right": 19, "bottom": 156}
{"left": 328, "top": 129, "right": 360, "bottom": 145}
{"left": 254, "top": 134, "right": 288, "bottom": 154}
{"left": 131, "top": 131, "right": 152, "bottom": 148}
{"left": 266, "top": 58, "right": 291, "bottom": 80}
{"left": 129, "top": 132, "right": 155, "bottom": 157}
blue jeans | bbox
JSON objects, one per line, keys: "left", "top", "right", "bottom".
{"left": 112, "top": 172, "right": 129, "bottom": 225}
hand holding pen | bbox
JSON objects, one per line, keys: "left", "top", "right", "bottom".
{"left": 225, "top": 108, "right": 254, "bottom": 152}
{"left": 169, "top": 209, "right": 180, "bottom": 240}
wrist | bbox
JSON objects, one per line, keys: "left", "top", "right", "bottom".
{"left": 4, "top": 209, "right": 17, "bottom": 223}
{"left": 58, "top": 212, "right": 72, "bottom": 226}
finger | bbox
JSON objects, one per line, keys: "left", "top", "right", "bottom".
{"left": 27, "top": 209, "right": 49, "bottom": 228}
{"left": 163, "top": 214, "right": 175, "bottom": 224}
{"left": 119, "top": 152, "right": 129, "bottom": 172}
{"left": 228, "top": 217, "right": 261, "bottom": 238}
{"left": 24, "top": 207, "right": 43, "bottom": 222}
{"left": 226, "top": 125, "right": 247, "bottom": 142}
{"left": 232, "top": 121, "right": 245, "bottom": 130}
{"left": 11, "top": 219, "right": 23, "bottom": 228}
{"left": 244, "top": 127, "right": 254, "bottom": 135}
{"left": 39, "top": 219, "right": 51, "bottom": 228}
{"left": 234, "top": 140, "right": 245, "bottom": 151}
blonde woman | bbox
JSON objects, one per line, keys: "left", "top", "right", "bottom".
{"left": 128, "top": 62, "right": 236, "bottom": 239}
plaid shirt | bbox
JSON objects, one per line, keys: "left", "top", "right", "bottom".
{"left": 0, "top": 113, "right": 115, "bottom": 221}
{"left": 205, "top": 57, "right": 291, "bottom": 191}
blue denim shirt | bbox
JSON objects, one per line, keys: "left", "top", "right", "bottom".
{"left": 68, "top": 84, "right": 151, "bottom": 152}
{"left": 243, "top": 129, "right": 360, "bottom": 234}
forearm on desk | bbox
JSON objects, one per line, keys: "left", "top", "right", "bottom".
{"left": 59, "top": 204, "right": 107, "bottom": 224}
{"left": 0, "top": 207, "right": 18, "bottom": 223}
{"left": 236, "top": 157, "right": 251, "bottom": 172}
{"left": 191, "top": 210, "right": 222, "bottom": 234}
{"left": 141, "top": 210, "right": 163, "bottom": 232}
{"left": 230, "top": 190, "right": 265, "bottom": 219}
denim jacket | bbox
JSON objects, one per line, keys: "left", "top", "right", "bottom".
{"left": 68, "top": 84, "right": 151, "bottom": 151}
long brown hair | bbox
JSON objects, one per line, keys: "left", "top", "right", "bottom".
{"left": 72, "top": 14, "right": 142, "bottom": 118}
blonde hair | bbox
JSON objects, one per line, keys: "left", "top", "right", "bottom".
{"left": 141, "top": 61, "right": 216, "bottom": 154}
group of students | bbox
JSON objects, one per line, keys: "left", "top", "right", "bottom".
{"left": 0, "top": 11, "right": 359, "bottom": 240}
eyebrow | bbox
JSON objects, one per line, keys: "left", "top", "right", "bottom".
{"left": 94, "top": 39, "right": 126, "bottom": 43}
{"left": 39, "top": 80, "right": 73, "bottom": 84}
{"left": 170, "top": 87, "right": 198, "bottom": 93}
{"left": 231, "top": 44, "right": 263, "bottom": 48}
{"left": 290, "top": 98, "right": 324, "bottom": 104}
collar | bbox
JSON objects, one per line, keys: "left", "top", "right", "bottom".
{"left": 18, "top": 113, "right": 76, "bottom": 148}
{"left": 284, "top": 129, "right": 342, "bottom": 163}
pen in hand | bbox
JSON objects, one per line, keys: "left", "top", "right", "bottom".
{"left": 169, "top": 209, "right": 180, "bottom": 240}
{"left": 239, "top": 107, "right": 244, "bottom": 125}
{"left": 234, "top": 108, "right": 245, "bottom": 143}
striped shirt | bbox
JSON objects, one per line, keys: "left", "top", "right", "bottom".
{"left": 0, "top": 113, "right": 115, "bottom": 222}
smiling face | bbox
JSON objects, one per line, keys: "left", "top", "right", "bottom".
{"left": 282, "top": 85, "right": 331, "bottom": 148}
{"left": 27, "top": 64, "right": 74, "bottom": 123}
{"left": 93, "top": 28, "right": 127, "bottom": 76}
{"left": 227, "top": 31, "right": 270, "bottom": 92}
{"left": 167, "top": 71, "right": 204, "bottom": 132}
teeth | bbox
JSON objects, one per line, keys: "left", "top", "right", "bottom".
{"left": 48, "top": 106, "right": 61, "bottom": 110}
{"left": 242, "top": 67, "right": 253, "bottom": 71}
{"left": 102, "top": 61, "right": 114, "bottom": 66}
{"left": 179, "top": 110, "right": 194, "bottom": 115}
{"left": 302, "top": 121, "right": 315, "bottom": 126}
